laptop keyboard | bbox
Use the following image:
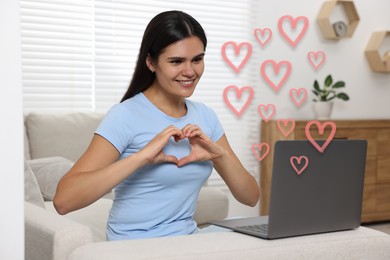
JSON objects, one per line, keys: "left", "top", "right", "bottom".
{"left": 236, "top": 224, "right": 269, "bottom": 234}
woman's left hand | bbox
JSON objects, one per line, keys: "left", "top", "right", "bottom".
{"left": 177, "top": 124, "right": 225, "bottom": 167}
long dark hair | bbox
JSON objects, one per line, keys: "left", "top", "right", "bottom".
{"left": 120, "top": 10, "right": 207, "bottom": 102}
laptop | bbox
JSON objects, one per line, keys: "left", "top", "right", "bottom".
{"left": 208, "top": 139, "right": 367, "bottom": 239}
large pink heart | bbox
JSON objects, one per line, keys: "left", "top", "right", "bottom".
{"left": 221, "top": 41, "right": 252, "bottom": 73}
{"left": 277, "top": 119, "right": 296, "bottom": 137}
{"left": 257, "top": 104, "right": 276, "bottom": 123}
{"left": 254, "top": 28, "right": 272, "bottom": 47}
{"left": 307, "top": 51, "right": 326, "bottom": 70}
{"left": 223, "top": 85, "right": 254, "bottom": 117}
{"left": 305, "top": 120, "right": 337, "bottom": 153}
{"left": 278, "top": 15, "right": 309, "bottom": 47}
{"left": 290, "top": 156, "right": 309, "bottom": 175}
{"left": 261, "top": 60, "right": 292, "bottom": 92}
{"left": 289, "top": 88, "right": 308, "bottom": 108}
{"left": 251, "top": 143, "right": 270, "bottom": 161}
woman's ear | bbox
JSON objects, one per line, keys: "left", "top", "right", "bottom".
{"left": 146, "top": 55, "right": 155, "bottom": 73}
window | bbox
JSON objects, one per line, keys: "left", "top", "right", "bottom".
{"left": 21, "top": 0, "right": 260, "bottom": 187}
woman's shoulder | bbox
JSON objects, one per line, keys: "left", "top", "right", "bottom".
{"left": 109, "top": 93, "right": 145, "bottom": 112}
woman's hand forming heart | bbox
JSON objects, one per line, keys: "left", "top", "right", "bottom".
{"left": 138, "top": 125, "right": 184, "bottom": 165}
{"left": 177, "top": 124, "right": 225, "bottom": 167}
{"left": 138, "top": 124, "right": 224, "bottom": 167}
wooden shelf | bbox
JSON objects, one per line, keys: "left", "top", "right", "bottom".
{"left": 365, "top": 31, "right": 390, "bottom": 73}
{"left": 260, "top": 120, "right": 390, "bottom": 223}
{"left": 317, "top": 0, "right": 360, "bottom": 40}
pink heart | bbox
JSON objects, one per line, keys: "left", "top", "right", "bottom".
{"left": 290, "top": 156, "right": 309, "bottom": 175}
{"left": 307, "top": 51, "right": 326, "bottom": 70}
{"left": 254, "top": 28, "right": 272, "bottom": 47}
{"left": 289, "top": 88, "right": 308, "bottom": 108}
{"left": 305, "top": 120, "right": 337, "bottom": 153}
{"left": 221, "top": 41, "right": 252, "bottom": 73}
{"left": 251, "top": 143, "right": 270, "bottom": 161}
{"left": 278, "top": 15, "right": 309, "bottom": 47}
{"left": 257, "top": 104, "right": 276, "bottom": 123}
{"left": 223, "top": 85, "right": 254, "bottom": 117}
{"left": 277, "top": 119, "right": 296, "bottom": 137}
{"left": 261, "top": 60, "right": 292, "bottom": 92}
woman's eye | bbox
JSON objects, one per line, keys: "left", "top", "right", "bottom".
{"left": 170, "top": 60, "right": 182, "bottom": 65}
{"left": 193, "top": 57, "right": 203, "bottom": 63}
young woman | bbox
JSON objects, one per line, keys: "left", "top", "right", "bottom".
{"left": 54, "top": 10, "right": 259, "bottom": 241}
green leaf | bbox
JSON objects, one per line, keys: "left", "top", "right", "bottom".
{"left": 324, "top": 75, "right": 333, "bottom": 87}
{"left": 337, "top": 92, "right": 350, "bottom": 101}
{"left": 313, "top": 80, "right": 321, "bottom": 91}
{"left": 332, "top": 81, "right": 345, "bottom": 88}
{"left": 312, "top": 90, "right": 319, "bottom": 96}
{"left": 326, "top": 91, "right": 336, "bottom": 101}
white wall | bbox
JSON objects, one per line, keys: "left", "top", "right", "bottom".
{"left": 0, "top": 1, "right": 24, "bottom": 260}
{"left": 242, "top": 0, "right": 390, "bottom": 119}
{"left": 248, "top": 0, "right": 390, "bottom": 121}
{"left": 227, "top": 0, "right": 390, "bottom": 218}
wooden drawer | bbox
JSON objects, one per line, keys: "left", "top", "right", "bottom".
{"left": 362, "top": 183, "right": 390, "bottom": 222}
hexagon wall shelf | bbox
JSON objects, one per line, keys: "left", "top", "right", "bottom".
{"left": 317, "top": 0, "right": 360, "bottom": 40}
{"left": 365, "top": 31, "right": 390, "bottom": 73}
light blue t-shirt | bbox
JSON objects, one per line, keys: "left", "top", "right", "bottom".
{"left": 95, "top": 93, "right": 224, "bottom": 240}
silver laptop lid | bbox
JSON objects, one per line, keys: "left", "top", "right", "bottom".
{"left": 268, "top": 140, "right": 367, "bottom": 239}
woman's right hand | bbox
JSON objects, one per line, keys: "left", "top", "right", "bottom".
{"left": 138, "top": 125, "right": 184, "bottom": 165}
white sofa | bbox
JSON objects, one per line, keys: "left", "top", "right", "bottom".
{"left": 24, "top": 112, "right": 229, "bottom": 259}
{"left": 24, "top": 112, "right": 390, "bottom": 260}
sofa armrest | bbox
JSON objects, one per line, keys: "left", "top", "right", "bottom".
{"left": 194, "top": 187, "right": 229, "bottom": 226}
{"left": 25, "top": 201, "right": 94, "bottom": 260}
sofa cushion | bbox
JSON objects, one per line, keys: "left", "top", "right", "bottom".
{"left": 27, "top": 156, "right": 74, "bottom": 201}
{"left": 24, "top": 160, "right": 45, "bottom": 208}
{"left": 194, "top": 186, "right": 229, "bottom": 226}
{"left": 25, "top": 112, "right": 103, "bottom": 161}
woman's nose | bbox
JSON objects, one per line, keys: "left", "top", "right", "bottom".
{"left": 182, "top": 62, "right": 195, "bottom": 76}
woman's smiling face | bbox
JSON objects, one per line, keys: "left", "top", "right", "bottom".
{"left": 147, "top": 36, "right": 205, "bottom": 99}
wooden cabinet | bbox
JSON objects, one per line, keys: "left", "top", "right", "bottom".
{"left": 260, "top": 120, "right": 390, "bottom": 223}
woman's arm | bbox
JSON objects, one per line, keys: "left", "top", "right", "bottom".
{"left": 54, "top": 126, "right": 184, "bottom": 215}
{"left": 54, "top": 134, "right": 143, "bottom": 215}
{"left": 212, "top": 135, "right": 259, "bottom": 207}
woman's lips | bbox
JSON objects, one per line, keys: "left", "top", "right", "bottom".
{"left": 177, "top": 79, "right": 195, "bottom": 88}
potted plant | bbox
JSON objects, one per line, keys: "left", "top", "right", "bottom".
{"left": 312, "top": 74, "right": 349, "bottom": 119}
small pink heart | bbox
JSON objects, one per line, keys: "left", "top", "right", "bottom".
{"left": 278, "top": 15, "right": 309, "bottom": 47}
{"left": 223, "top": 85, "right": 254, "bottom": 117}
{"left": 290, "top": 155, "right": 309, "bottom": 175}
{"left": 257, "top": 104, "right": 276, "bottom": 123}
{"left": 307, "top": 51, "right": 326, "bottom": 70}
{"left": 289, "top": 88, "right": 308, "bottom": 108}
{"left": 261, "top": 60, "right": 292, "bottom": 92}
{"left": 277, "top": 119, "right": 296, "bottom": 137}
{"left": 254, "top": 28, "right": 272, "bottom": 47}
{"left": 305, "top": 120, "right": 337, "bottom": 153}
{"left": 251, "top": 143, "right": 270, "bottom": 161}
{"left": 221, "top": 41, "right": 252, "bottom": 73}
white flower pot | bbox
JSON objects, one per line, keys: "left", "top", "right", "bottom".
{"left": 313, "top": 102, "right": 333, "bottom": 120}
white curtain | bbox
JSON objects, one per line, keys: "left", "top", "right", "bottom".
{"left": 21, "top": 0, "right": 260, "bottom": 187}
